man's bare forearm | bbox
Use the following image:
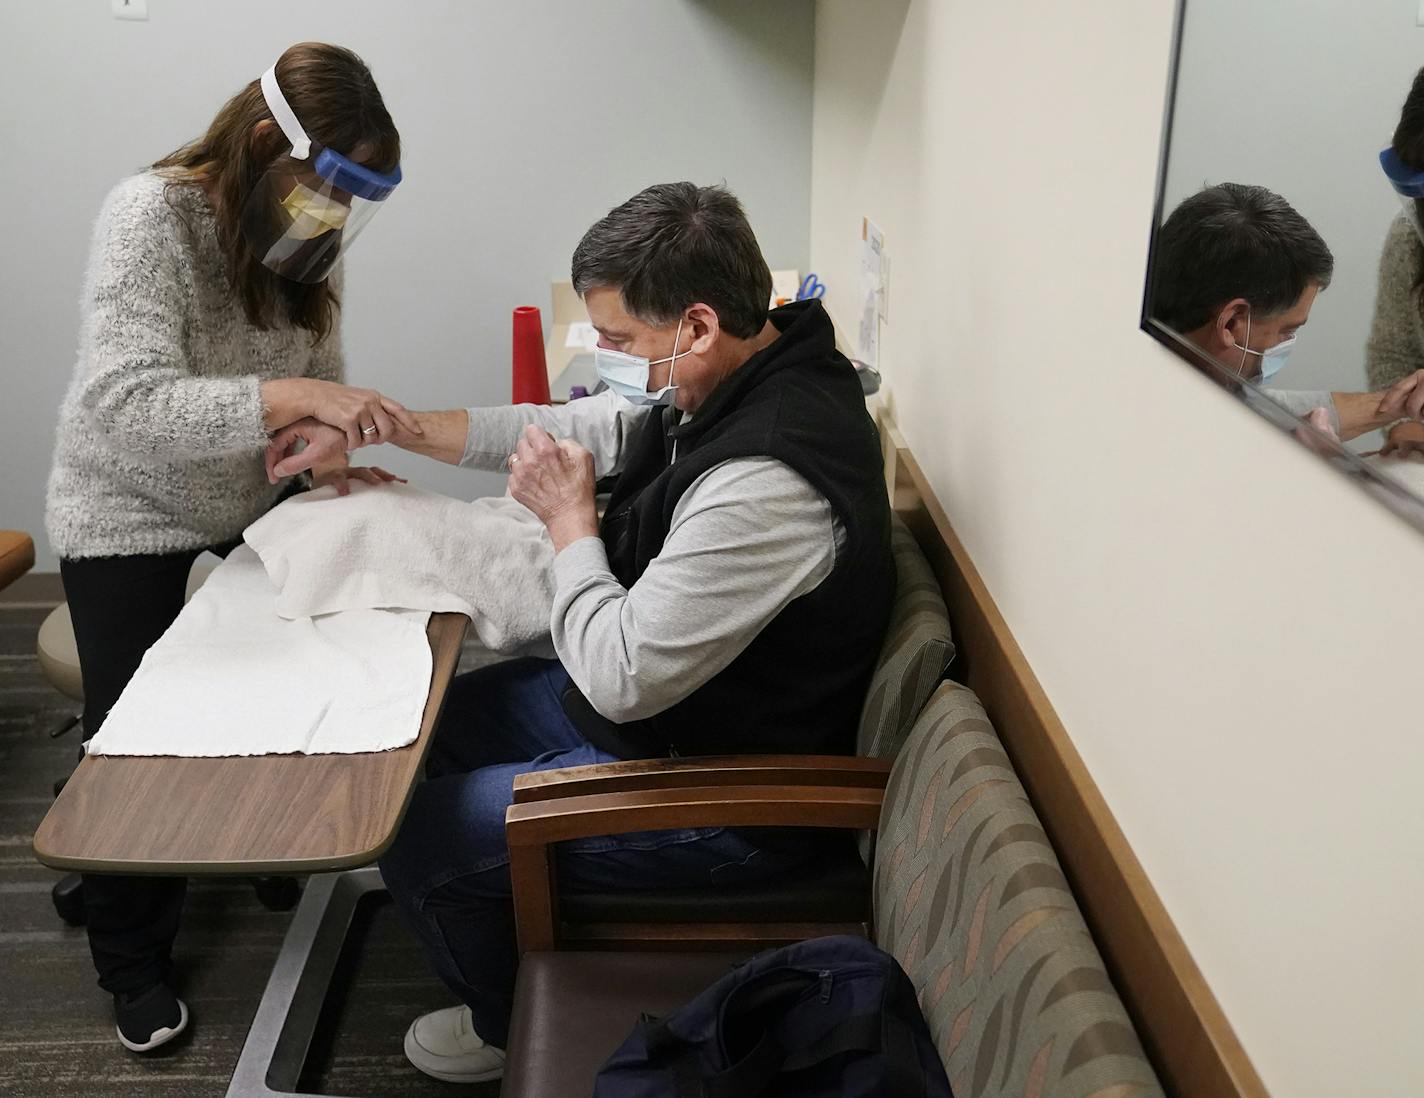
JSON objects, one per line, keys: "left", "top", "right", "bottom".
{"left": 393, "top": 410, "right": 470, "bottom": 464}
{"left": 1332, "top": 391, "right": 1397, "bottom": 441}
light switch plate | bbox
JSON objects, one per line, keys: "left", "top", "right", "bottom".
{"left": 112, "top": 0, "right": 148, "bottom": 21}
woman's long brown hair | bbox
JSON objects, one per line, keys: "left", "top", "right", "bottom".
{"left": 152, "top": 42, "right": 400, "bottom": 342}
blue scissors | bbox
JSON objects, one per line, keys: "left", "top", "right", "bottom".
{"left": 797, "top": 272, "right": 827, "bottom": 300}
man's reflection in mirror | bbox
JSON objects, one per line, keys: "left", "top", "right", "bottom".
{"left": 1154, "top": 183, "right": 1424, "bottom": 449}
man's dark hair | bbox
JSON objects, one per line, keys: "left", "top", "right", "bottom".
{"left": 571, "top": 182, "right": 773, "bottom": 339}
{"left": 1152, "top": 183, "right": 1334, "bottom": 331}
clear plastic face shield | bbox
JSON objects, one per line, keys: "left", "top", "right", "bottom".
{"left": 1380, "top": 147, "right": 1424, "bottom": 245}
{"left": 241, "top": 64, "right": 402, "bottom": 284}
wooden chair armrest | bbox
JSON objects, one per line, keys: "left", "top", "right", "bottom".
{"left": 511, "top": 754, "right": 892, "bottom": 803}
{"left": 506, "top": 783, "right": 884, "bottom": 954}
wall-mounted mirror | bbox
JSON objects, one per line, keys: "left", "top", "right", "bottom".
{"left": 1143, "top": 0, "right": 1424, "bottom": 530}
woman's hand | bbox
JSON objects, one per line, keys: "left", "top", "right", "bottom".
{"left": 1378, "top": 419, "right": 1424, "bottom": 460}
{"left": 311, "top": 461, "right": 407, "bottom": 497}
{"left": 265, "top": 417, "right": 347, "bottom": 483}
{"left": 261, "top": 378, "right": 423, "bottom": 449}
{"left": 507, "top": 425, "right": 598, "bottom": 551}
{"left": 1375, "top": 369, "right": 1424, "bottom": 422}
{"left": 307, "top": 379, "right": 423, "bottom": 449}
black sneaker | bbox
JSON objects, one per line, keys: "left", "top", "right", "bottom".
{"left": 114, "top": 983, "right": 189, "bottom": 1052}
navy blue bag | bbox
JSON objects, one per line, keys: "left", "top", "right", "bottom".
{"left": 592, "top": 936, "right": 954, "bottom": 1098}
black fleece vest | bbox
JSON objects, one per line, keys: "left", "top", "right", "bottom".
{"left": 563, "top": 300, "right": 894, "bottom": 759}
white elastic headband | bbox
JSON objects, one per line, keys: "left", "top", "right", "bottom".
{"left": 261, "top": 63, "right": 311, "bottom": 160}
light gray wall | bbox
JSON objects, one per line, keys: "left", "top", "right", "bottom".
{"left": 1162, "top": 0, "right": 1424, "bottom": 408}
{"left": 0, "top": 0, "right": 814, "bottom": 570}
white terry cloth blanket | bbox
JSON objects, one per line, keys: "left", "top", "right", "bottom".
{"left": 243, "top": 481, "right": 556, "bottom": 653}
{"left": 85, "top": 545, "right": 434, "bottom": 757}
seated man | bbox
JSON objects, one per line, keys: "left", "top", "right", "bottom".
{"left": 271, "top": 182, "right": 895, "bottom": 1084}
{"left": 1153, "top": 182, "right": 1424, "bottom": 443}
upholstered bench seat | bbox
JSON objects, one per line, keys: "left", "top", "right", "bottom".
{"left": 502, "top": 951, "right": 743, "bottom": 1098}
{"left": 504, "top": 682, "right": 1165, "bottom": 1098}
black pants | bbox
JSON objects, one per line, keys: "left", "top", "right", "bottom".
{"left": 61, "top": 544, "right": 231, "bottom": 995}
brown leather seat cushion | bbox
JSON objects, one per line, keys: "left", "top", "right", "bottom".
{"left": 0, "top": 531, "right": 34, "bottom": 592}
{"left": 503, "top": 951, "right": 746, "bottom": 1098}
{"left": 560, "top": 843, "right": 870, "bottom": 924}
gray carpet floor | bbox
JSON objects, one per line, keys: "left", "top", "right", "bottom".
{"left": 0, "top": 590, "right": 500, "bottom": 1098}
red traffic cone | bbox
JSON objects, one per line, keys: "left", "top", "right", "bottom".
{"left": 512, "top": 306, "right": 551, "bottom": 405}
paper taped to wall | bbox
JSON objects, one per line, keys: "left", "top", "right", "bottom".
{"left": 859, "top": 217, "right": 886, "bottom": 369}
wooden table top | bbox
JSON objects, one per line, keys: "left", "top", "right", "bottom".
{"left": 32, "top": 613, "right": 468, "bottom": 876}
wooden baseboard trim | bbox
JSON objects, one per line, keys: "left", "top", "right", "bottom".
{"left": 0, "top": 572, "right": 62, "bottom": 605}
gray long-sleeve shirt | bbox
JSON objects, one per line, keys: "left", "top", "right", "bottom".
{"left": 461, "top": 391, "right": 843, "bottom": 722}
{"left": 1260, "top": 387, "right": 1341, "bottom": 433}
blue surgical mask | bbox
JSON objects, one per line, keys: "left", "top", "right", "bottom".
{"left": 594, "top": 318, "right": 690, "bottom": 406}
{"left": 1231, "top": 308, "right": 1297, "bottom": 385}
{"left": 1256, "top": 336, "right": 1296, "bottom": 382}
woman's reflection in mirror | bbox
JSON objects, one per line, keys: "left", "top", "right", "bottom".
{"left": 1367, "top": 65, "right": 1424, "bottom": 460}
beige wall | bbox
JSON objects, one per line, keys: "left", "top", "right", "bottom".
{"left": 810, "top": 3, "right": 1424, "bottom": 1095}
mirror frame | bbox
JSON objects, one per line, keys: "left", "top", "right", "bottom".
{"left": 1139, "top": 0, "right": 1424, "bottom": 533}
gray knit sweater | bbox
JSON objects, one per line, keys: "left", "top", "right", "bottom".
{"left": 1366, "top": 212, "right": 1424, "bottom": 391}
{"left": 46, "top": 172, "right": 343, "bottom": 559}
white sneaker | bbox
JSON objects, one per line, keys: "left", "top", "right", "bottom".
{"left": 403, "top": 1004, "right": 507, "bottom": 1084}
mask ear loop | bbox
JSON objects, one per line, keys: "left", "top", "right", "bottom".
{"left": 261, "top": 63, "right": 312, "bottom": 160}
{"left": 1237, "top": 306, "right": 1253, "bottom": 378}
{"left": 665, "top": 317, "right": 686, "bottom": 392}
{"left": 665, "top": 316, "right": 687, "bottom": 463}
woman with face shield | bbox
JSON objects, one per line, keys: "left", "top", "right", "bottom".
{"left": 43, "top": 42, "right": 412, "bottom": 1054}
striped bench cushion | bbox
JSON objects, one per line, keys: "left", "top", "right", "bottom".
{"left": 856, "top": 515, "right": 954, "bottom": 762}
{"left": 875, "top": 682, "right": 1163, "bottom": 1098}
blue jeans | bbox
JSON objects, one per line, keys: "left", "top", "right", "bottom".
{"left": 378, "top": 658, "right": 799, "bottom": 1047}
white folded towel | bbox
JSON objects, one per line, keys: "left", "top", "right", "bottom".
{"left": 85, "top": 545, "right": 434, "bottom": 757}
{"left": 243, "top": 481, "right": 555, "bottom": 654}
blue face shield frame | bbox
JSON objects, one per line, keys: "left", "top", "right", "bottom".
{"left": 1381, "top": 147, "right": 1424, "bottom": 245}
